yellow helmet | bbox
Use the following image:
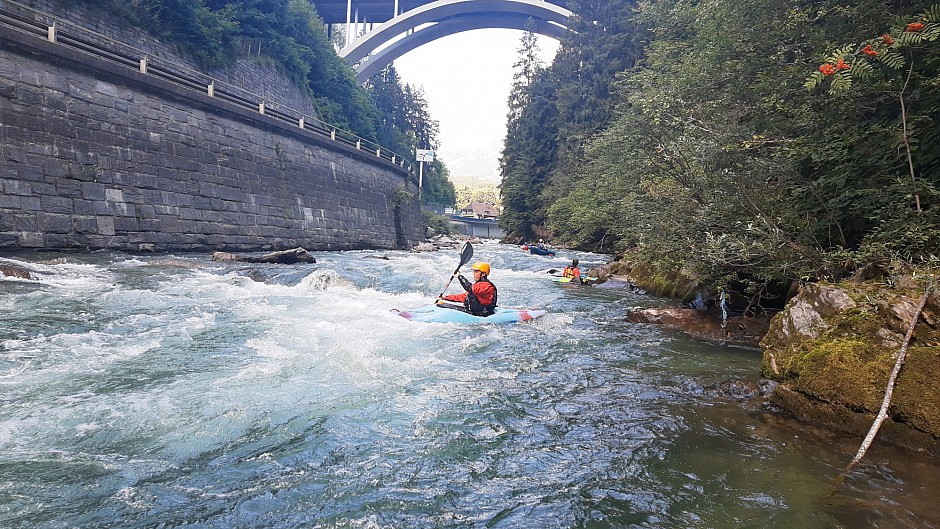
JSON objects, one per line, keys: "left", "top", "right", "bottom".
{"left": 471, "top": 262, "right": 491, "bottom": 275}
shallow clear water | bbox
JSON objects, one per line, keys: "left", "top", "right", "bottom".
{"left": 1, "top": 241, "right": 937, "bottom": 528}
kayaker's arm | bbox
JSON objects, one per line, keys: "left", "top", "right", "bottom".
{"left": 457, "top": 274, "right": 474, "bottom": 292}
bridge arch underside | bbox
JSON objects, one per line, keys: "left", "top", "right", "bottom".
{"left": 355, "top": 15, "right": 566, "bottom": 81}
{"left": 340, "top": 0, "right": 571, "bottom": 83}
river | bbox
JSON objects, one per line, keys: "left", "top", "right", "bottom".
{"left": 1, "top": 241, "right": 937, "bottom": 528}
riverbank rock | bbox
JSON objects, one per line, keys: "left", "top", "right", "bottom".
{"left": 1, "top": 261, "right": 35, "bottom": 280}
{"left": 212, "top": 247, "right": 316, "bottom": 264}
{"left": 627, "top": 307, "right": 769, "bottom": 346}
{"left": 760, "top": 282, "right": 940, "bottom": 454}
{"left": 593, "top": 260, "right": 700, "bottom": 300}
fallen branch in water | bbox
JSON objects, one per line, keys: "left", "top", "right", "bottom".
{"left": 845, "top": 285, "right": 932, "bottom": 472}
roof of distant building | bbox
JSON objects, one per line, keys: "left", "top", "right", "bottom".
{"left": 461, "top": 201, "right": 501, "bottom": 217}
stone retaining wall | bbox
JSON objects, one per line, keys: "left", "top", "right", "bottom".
{"left": 0, "top": 23, "right": 422, "bottom": 252}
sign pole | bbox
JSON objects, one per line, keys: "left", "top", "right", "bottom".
{"left": 415, "top": 149, "right": 434, "bottom": 200}
{"left": 418, "top": 161, "right": 424, "bottom": 199}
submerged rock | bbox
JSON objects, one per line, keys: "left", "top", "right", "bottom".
{"left": 626, "top": 307, "right": 769, "bottom": 346}
{"left": 1, "top": 261, "right": 35, "bottom": 280}
{"left": 212, "top": 247, "right": 316, "bottom": 264}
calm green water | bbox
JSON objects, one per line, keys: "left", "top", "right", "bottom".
{"left": 1, "top": 242, "right": 937, "bottom": 528}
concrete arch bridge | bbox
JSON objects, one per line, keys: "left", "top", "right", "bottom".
{"left": 311, "top": 0, "right": 571, "bottom": 83}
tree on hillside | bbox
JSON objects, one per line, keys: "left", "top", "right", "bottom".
{"left": 64, "top": 0, "right": 385, "bottom": 143}
{"left": 367, "top": 66, "right": 455, "bottom": 207}
{"left": 455, "top": 184, "right": 500, "bottom": 210}
{"left": 499, "top": 0, "right": 644, "bottom": 241}
{"left": 547, "top": 0, "right": 939, "bottom": 306}
{"left": 506, "top": 18, "right": 544, "bottom": 124}
{"left": 499, "top": 22, "right": 553, "bottom": 240}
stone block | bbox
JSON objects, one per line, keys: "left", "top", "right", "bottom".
{"left": 38, "top": 212, "right": 72, "bottom": 233}
{"left": 40, "top": 196, "right": 72, "bottom": 214}
{"left": 0, "top": 232, "right": 20, "bottom": 248}
{"left": 17, "top": 231, "right": 45, "bottom": 247}
{"left": 72, "top": 215, "right": 98, "bottom": 234}
{"left": 82, "top": 182, "right": 107, "bottom": 201}
{"left": 113, "top": 216, "right": 139, "bottom": 232}
{"left": 1, "top": 178, "right": 31, "bottom": 196}
{"left": 43, "top": 233, "right": 73, "bottom": 248}
{"left": 96, "top": 216, "right": 115, "bottom": 236}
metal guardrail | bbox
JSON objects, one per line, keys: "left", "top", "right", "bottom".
{"left": 0, "top": 0, "right": 413, "bottom": 173}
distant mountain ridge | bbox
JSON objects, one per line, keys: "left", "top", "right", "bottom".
{"left": 439, "top": 139, "right": 503, "bottom": 185}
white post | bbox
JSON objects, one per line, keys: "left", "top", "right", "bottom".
{"left": 299, "top": 116, "right": 304, "bottom": 128}
{"left": 47, "top": 21, "right": 56, "bottom": 43}
{"left": 331, "top": 129, "right": 336, "bottom": 140}
{"left": 258, "top": 102, "right": 265, "bottom": 114}
{"left": 207, "top": 80, "right": 214, "bottom": 97}
{"left": 139, "top": 56, "right": 148, "bottom": 74}
{"left": 345, "top": 0, "right": 353, "bottom": 46}
{"left": 418, "top": 161, "right": 423, "bottom": 198}
{"left": 356, "top": 139, "right": 361, "bottom": 150}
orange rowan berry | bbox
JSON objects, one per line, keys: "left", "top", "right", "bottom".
{"left": 881, "top": 34, "right": 894, "bottom": 45}
{"left": 819, "top": 63, "right": 836, "bottom": 76}
{"left": 906, "top": 22, "right": 925, "bottom": 32}
{"left": 862, "top": 45, "right": 878, "bottom": 56}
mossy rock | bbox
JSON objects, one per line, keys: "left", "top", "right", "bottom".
{"left": 601, "top": 260, "right": 700, "bottom": 301}
{"left": 762, "top": 282, "right": 940, "bottom": 451}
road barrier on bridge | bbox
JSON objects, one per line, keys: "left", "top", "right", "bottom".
{"left": 0, "top": 0, "right": 413, "bottom": 174}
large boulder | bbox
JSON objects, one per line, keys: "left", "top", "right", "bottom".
{"left": 761, "top": 282, "right": 940, "bottom": 453}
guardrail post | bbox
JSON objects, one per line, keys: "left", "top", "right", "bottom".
{"left": 207, "top": 80, "right": 214, "bottom": 97}
{"left": 139, "top": 56, "right": 148, "bottom": 74}
{"left": 331, "top": 129, "right": 336, "bottom": 140}
{"left": 356, "top": 139, "right": 361, "bottom": 150}
{"left": 298, "top": 116, "right": 304, "bottom": 128}
{"left": 47, "top": 21, "right": 56, "bottom": 43}
{"left": 258, "top": 102, "right": 265, "bottom": 115}
{"left": 392, "top": 155, "right": 396, "bottom": 163}
{"left": 376, "top": 148, "right": 381, "bottom": 157}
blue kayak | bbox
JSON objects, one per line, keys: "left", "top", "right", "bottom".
{"left": 395, "top": 302, "right": 546, "bottom": 324}
{"left": 528, "top": 247, "right": 556, "bottom": 256}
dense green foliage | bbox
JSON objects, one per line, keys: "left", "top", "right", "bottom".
{"left": 500, "top": 3, "right": 645, "bottom": 242}
{"left": 500, "top": 0, "right": 940, "bottom": 308}
{"left": 58, "top": 0, "right": 408, "bottom": 149}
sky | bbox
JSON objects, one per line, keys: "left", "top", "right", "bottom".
{"left": 391, "top": 29, "right": 559, "bottom": 184}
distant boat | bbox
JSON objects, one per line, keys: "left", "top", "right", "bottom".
{"left": 528, "top": 246, "right": 556, "bottom": 256}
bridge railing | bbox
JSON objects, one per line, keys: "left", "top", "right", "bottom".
{"left": 0, "top": 0, "right": 414, "bottom": 174}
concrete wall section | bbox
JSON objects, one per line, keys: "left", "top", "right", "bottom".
{"left": 0, "top": 27, "right": 422, "bottom": 252}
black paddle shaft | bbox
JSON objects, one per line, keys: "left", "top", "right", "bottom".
{"left": 437, "top": 242, "right": 474, "bottom": 298}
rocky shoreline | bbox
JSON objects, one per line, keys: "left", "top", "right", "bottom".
{"left": 592, "top": 257, "right": 940, "bottom": 456}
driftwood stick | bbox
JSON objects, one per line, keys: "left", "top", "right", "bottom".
{"left": 844, "top": 287, "right": 931, "bottom": 471}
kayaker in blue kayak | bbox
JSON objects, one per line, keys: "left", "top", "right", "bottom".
{"left": 562, "top": 259, "right": 583, "bottom": 284}
{"left": 439, "top": 262, "right": 498, "bottom": 316}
